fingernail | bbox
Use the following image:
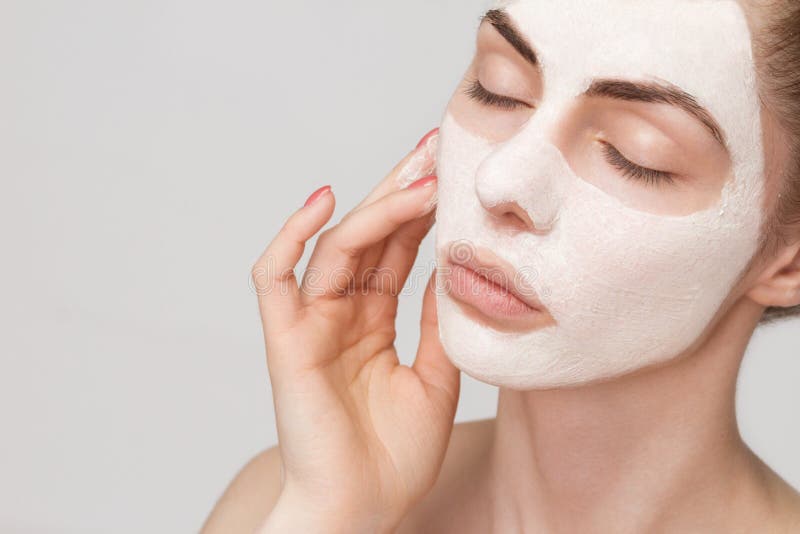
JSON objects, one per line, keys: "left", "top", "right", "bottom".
{"left": 409, "top": 175, "right": 439, "bottom": 215}
{"left": 416, "top": 127, "right": 440, "bottom": 150}
{"left": 407, "top": 175, "right": 437, "bottom": 190}
{"left": 303, "top": 185, "right": 331, "bottom": 207}
{"left": 397, "top": 131, "right": 439, "bottom": 189}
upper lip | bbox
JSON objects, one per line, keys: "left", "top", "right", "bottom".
{"left": 446, "top": 245, "right": 548, "bottom": 313}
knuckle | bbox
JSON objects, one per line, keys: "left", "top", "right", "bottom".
{"left": 316, "top": 226, "right": 334, "bottom": 244}
{"left": 250, "top": 252, "right": 270, "bottom": 277}
{"left": 315, "top": 226, "right": 339, "bottom": 248}
{"left": 250, "top": 264, "right": 272, "bottom": 294}
{"left": 339, "top": 245, "right": 361, "bottom": 259}
{"left": 396, "top": 231, "right": 421, "bottom": 252}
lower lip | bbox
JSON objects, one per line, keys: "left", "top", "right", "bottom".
{"left": 444, "top": 263, "right": 541, "bottom": 321}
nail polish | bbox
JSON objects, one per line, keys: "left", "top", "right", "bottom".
{"left": 397, "top": 131, "right": 439, "bottom": 188}
{"left": 407, "top": 175, "right": 437, "bottom": 189}
{"left": 416, "top": 127, "right": 440, "bottom": 150}
{"left": 304, "top": 185, "right": 331, "bottom": 207}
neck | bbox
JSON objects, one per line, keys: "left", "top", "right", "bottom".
{"left": 482, "top": 297, "right": 766, "bottom": 532}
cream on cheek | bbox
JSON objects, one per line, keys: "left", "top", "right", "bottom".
{"left": 433, "top": 0, "right": 766, "bottom": 389}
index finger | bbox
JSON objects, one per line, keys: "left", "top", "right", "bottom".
{"left": 353, "top": 127, "right": 439, "bottom": 212}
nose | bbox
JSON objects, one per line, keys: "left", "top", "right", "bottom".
{"left": 474, "top": 136, "right": 567, "bottom": 234}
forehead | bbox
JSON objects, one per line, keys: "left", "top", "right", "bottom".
{"left": 497, "top": 0, "right": 761, "bottom": 167}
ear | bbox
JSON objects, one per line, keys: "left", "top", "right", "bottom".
{"left": 746, "top": 240, "right": 800, "bottom": 308}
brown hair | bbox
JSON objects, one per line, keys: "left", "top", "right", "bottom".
{"left": 748, "top": 0, "right": 800, "bottom": 324}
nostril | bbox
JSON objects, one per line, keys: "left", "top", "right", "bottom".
{"left": 503, "top": 211, "right": 532, "bottom": 231}
{"left": 487, "top": 201, "right": 541, "bottom": 233}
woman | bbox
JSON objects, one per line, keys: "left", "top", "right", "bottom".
{"left": 204, "top": 1, "right": 800, "bottom": 532}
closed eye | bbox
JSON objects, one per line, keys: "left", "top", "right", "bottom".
{"left": 599, "top": 141, "right": 675, "bottom": 186}
{"left": 464, "top": 76, "right": 674, "bottom": 188}
{"left": 464, "top": 78, "right": 532, "bottom": 111}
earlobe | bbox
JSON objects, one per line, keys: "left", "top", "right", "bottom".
{"left": 747, "top": 241, "right": 800, "bottom": 308}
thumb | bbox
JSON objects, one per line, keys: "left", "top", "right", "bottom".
{"left": 412, "top": 270, "right": 460, "bottom": 411}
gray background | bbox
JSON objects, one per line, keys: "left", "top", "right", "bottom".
{"left": 1, "top": 1, "right": 797, "bottom": 532}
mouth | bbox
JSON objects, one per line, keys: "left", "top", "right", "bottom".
{"left": 441, "top": 244, "right": 555, "bottom": 332}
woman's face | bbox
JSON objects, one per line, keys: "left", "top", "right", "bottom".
{"left": 434, "top": 0, "right": 766, "bottom": 389}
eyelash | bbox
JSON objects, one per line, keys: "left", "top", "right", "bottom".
{"left": 599, "top": 141, "right": 675, "bottom": 186}
{"left": 464, "top": 78, "right": 673, "bottom": 186}
{"left": 464, "top": 78, "right": 531, "bottom": 111}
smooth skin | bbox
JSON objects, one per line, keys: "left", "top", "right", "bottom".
{"left": 204, "top": 10, "right": 800, "bottom": 534}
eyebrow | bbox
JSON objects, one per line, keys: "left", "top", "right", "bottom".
{"left": 480, "top": 9, "right": 728, "bottom": 150}
{"left": 482, "top": 9, "right": 539, "bottom": 67}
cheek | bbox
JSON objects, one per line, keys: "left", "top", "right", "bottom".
{"left": 538, "top": 177, "right": 755, "bottom": 353}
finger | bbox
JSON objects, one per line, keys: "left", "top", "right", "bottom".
{"left": 353, "top": 128, "right": 439, "bottom": 212}
{"left": 370, "top": 209, "right": 436, "bottom": 296}
{"left": 348, "top": 129, "right": 438, "bottom": 285}
{"left": 252, "top": 185, "right": 335, "bottom": 332}
{"left": 412, "top": 271, "right": 460, "bottom": 411}
{"left": 300, "top": 177, "right": 437, "bottom": 300}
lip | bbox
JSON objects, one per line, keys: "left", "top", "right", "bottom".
{"left": 441, "top": 243, "right": 555, "bottom": 331}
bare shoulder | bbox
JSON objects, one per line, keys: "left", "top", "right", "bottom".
{"left": 200, "top": 420, "right": 496, "bottom": 534}
{"left": 201, "top": 445, "right": 283, "bottom": 534}
{"left": 395, "top": 418, "right": 496, "bottom": 533}
{"left": 766, "top": 480, "right": 800, "bottom": 532}
{"left": 744, "top": 451, "right": 800, "bottom": 533}
{"left": 763, "top": 466, "right": 800, "bottom": 532}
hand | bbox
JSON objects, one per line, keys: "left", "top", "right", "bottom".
{"left": 251, "top": 129, "right": 460, "bottom": 533}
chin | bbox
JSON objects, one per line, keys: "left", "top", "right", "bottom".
{"left": 435, "top": 291, "right": 698, "bottom": 390}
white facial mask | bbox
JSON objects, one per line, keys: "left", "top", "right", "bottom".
{"left": 434, "top": 0, "right": 765, "bottom": 389}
